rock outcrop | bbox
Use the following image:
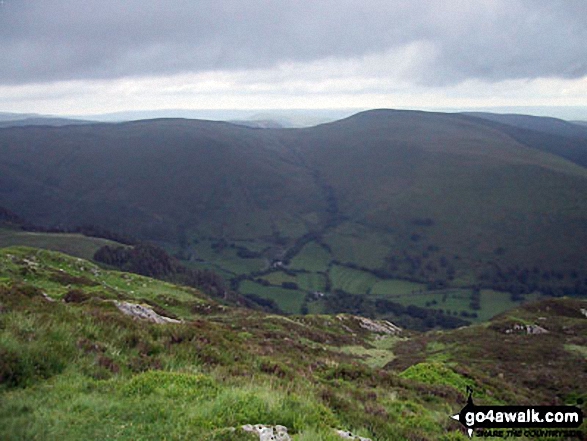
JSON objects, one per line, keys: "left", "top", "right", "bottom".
{"left": 336, "top": 315, "right": 402, "bottom": 336}
{"left": 240, "top": 425, "right": 374, "bottom": 441}
{"left": 504, "top": 323, "right": 548, "bottom": 335}
{"left": 356, "top": 317, "right": 401, "bottom": 335}
{"left": 242, "top": 424, "right": 291, "bottom": 440}
{"left": 114, "top": 301, "right": 181, "bottom": 324}
{"left": 335, "top": 429, "right": 372, "bottom": 440}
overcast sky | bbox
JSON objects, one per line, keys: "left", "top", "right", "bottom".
{"left": 1, "top": 0, "right": 586, "bottom": 119}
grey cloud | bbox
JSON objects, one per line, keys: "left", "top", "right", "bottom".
{"left": 1, "top": 0, "right": 586, "bottom": 85}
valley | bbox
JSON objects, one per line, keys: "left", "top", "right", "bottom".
{"left": 1, "top": 109, "right": 587, "bottom": 439}
{"left": 2, "top": 109, "right": 587, "bottom": 329}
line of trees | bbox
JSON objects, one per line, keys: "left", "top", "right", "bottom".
{"left": 478, "top": 264, "right": 587, "bottom": 298}
{"left": 323, "top": 289, "right": 470, "bottom": 331}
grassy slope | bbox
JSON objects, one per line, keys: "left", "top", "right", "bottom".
{"left": 0, "top": 247, "right": 585, "bottom": 440}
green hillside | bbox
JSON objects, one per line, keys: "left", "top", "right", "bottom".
{"left": 1, "top": 109, "right": 587, "bottom": 318}
{"left": 0, "top": 247, "right": 585, "bottom": 439}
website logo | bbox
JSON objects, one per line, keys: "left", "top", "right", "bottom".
{"left": 451, "top": 387, "right": 584, "bottom": 438}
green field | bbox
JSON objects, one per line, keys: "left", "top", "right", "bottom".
{"left": 370, "top": 279, "right": 426, "bottom": 297}
{"left": 191, "top": 239, "right": 267, "bottom": 275}
{"left": 372, "top": 287, "right": 544, "bottom": 322}
{"left": 0, "top": 227, "right": 554, "bottom": 329}
{"left": 387, "top": 289, "right": 472, "bottom": 310}
{"left": 305, "top": 299, "right": 326, "bottom": 314}
{"left": 476, "top": 289, "right": 543, "bottom": 321}
{"left": 288, "top": 241, "right": 332, "bottom": 272}
{"left": 261, "top": 271, "right": 299, "bottom": 286}
{"left": 329, "top": 264, "right": 379, "bottom": 295}
{"left": 260, "top": 271, "right": 327, "bottom": 293}
{"left": 323, "top": 223, "right": 392, "bottom": 270}
{"left": 295, "top": 272, "right": 327, "bottom": 292}
{"left": 239, "top": 280, "right": 306, "bottom": 314}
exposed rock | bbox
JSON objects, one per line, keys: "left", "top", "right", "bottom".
{"left": 336, "top": 316, "right": 357, "bottom": 335}
{"left": 41, "top": 292, "right": 55, "bottom": 302}
{"left": 114, "top": 301, "right": 181, "bottom": 324}
{"left": 22, "top": 257, "right": 39, "bottom": 268}
{"left": 505, "top": 323, "right": 548, "bottom": 335}
{"left": 356, "top": 317, "right": 401, "bottom": 335}
{"left": 242, "top": 424, "right": 291, "bottom": 440}
{"left": 526, "top": 324, "right": 548, "bottom": 334}
{"left": 335, "top": 429, "right": 372, "bottom": 440}
{"left": 90, "top": 267, "right": 101, "bottom": 276}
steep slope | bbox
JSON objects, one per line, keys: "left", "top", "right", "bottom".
{"left": 0, "top": 247, "right": 437, "bottom": 440}
{"left": 0, "top": 247, "right": 585, "bottom": 440}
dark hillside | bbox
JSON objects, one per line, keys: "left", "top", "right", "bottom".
{"left": 282, "top": 110, "right": 587, "bottom": 278}
{"left": 464, "top": 112, "right": 587, "bottom": 138}
{"left": 463, "top": 112, "right": 587, "bottom": 167}
{"left": 0, "top": 119, "right": 324, "bottom": 241}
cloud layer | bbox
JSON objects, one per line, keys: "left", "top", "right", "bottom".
{"left": 1, "top": 0, "right": 586, "bottom": 86}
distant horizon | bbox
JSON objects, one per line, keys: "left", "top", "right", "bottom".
{"left": 2, "top": 2, "right": 585, "bottom": 127}
{"left": 2, "top": 105, "right": 587, "bottom": 125}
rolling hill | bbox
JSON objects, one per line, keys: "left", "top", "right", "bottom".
{"left": 1, "top": 109, "right": 586, "bottom": 317}
{"left": 0, "top": 112, "right": 94, "bottom": 128}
